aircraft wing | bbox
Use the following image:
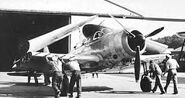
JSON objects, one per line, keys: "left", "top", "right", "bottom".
{"left": 62, "top": 54, "right": 102, "bottom": 63}
{"left": 16, "top": 52, "right": 101, "bottom": 72}
{"left": 141, "top": 54, "right": 167, "bottom": 63}
{"left": 27, "top": 15, "right": 98, "bottom": 52}
{"left": 31, "top": 52, "right": 65, "bottom": 58}
{"left": 141, "top": 39, "right": 170, "bottom": 62}
{"left": 145, "top": 39, "right": 170, "bottom": 54}
{"left": 31, "top": 52, "right": 101, "bottom": 64}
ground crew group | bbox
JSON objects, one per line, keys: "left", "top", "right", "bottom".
{"left": 27, "top": 53, "right": 179, "bottom": 97}
{"left": 45, "top": 54, "right": 179, "bottom": 98}
{"left": 148, "top": 54, "right": 179, "bottom": 94}
{"left": 45, "top": 55, "right": 81, "bottom": 98}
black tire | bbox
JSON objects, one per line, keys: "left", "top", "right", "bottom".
{"left": 140, "top": 75, "right": 152, "bottom": 92}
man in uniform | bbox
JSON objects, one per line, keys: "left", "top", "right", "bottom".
{"left": 66, "top": 60, "right": 81, "bottom": 98}
{"left": 149, "top": 60, "right": 165, "bottom": 94}
{"left": 163, "top": 55, "right": 179, "bottom": 94}
{"left": 46, "top": 55, "right": 63, "bottom": 98}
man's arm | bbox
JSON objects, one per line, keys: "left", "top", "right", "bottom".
{"left": 176, "top": 60, "right": 180, "bottom": 69}
{"left": 163, "top": 61, "right": 169, "bottom": 76}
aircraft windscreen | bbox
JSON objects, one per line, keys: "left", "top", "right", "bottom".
{"left": 101, "top": 28, "right": 112, "bottom": 34}
{"left": 93, "top": 28, "right": 113, "bottom": 40}
{"left": 93, "top": 31, "right": 103, "bottom": 40}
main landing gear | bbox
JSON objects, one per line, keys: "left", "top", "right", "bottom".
{"left": 140, "top": 61, "right": 152, "bottom": 92}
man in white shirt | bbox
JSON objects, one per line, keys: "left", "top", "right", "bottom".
{"left": 163, "top": 55, "right": 179, "bottom": 94}
{"left": 67, "top": 60, "right": 81, "bottom": 98}
{"left": 46, "top": 55, "right": 63, "bottom": 98}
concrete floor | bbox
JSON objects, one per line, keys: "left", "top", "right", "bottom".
{"left": 0, "top": 72, "right": 184, "bottom": 98}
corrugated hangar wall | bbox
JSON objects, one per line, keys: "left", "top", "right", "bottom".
{"left": 0, "top": 12, "right": 70, "bottom": 71}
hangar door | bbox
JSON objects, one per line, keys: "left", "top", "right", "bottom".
{"left": 0, "top": 11, "right": 70, "bottom": 71}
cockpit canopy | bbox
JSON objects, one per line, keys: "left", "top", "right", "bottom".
{"left": 82, "top": 24, "right": 112, "bottom": 40}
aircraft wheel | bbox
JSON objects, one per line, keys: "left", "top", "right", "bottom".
{"left": 140, "top": 75, "right": 152, "bottom": 92}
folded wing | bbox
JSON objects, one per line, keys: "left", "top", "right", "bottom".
{"left": 28, "top": 15, "right": 98, "bottom": 52}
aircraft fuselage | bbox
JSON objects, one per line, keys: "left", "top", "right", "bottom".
{"left": 70, "top": 24, "right": 146, "bottom": 70}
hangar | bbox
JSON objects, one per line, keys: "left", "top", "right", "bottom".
{"left": 0, "top": 12, "right": 71, "bottom": 70}
{"left": 0, "top": 0, "right": 126, "bottom": 71}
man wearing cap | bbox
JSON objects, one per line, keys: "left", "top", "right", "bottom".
{"left": 149, "top": 60, "right": 165, "bottom": 94}
{"left": 163, "top": 55, "right": 179, "bottom": 94}
{"left": 46, "top": 55, "right": 63, "bottom": 98}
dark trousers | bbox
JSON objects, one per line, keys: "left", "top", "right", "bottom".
{"left": 44, "top": 73, "right": 51, "bottom": 85}
{"left": 69, "top": 70, "right": 82, "bottom": 96}
{"left": 152, "top": 75, "right": 165, "bottom": 93}
{"left": 61, "top": 73, "right": 69, "bottom": 96}
{"left": 52, "top": 71, "right": 63, "bottom": 97}
{"left": 164, "top": 70, "right": 178, "bottom": 93}
{"left": 28, "top": 71, "right": 38, "bottom": 85}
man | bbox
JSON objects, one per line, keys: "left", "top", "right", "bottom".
{"left": 46, "top": 55, "right": 63, "bottom": 98}
{"left": 61, "top": 62, "right": 69, "bottom": 96}
{"left": 163, "top": 55, "right": 179, "bottom": 94}
{"left": 67, "top": 60, "right": 81, "bottom": 98}
{"left": 149, "top": 60, "right": 165, "bottom": 94}
{"left": 43, "top": 64, "right": 52, "bottom": 86}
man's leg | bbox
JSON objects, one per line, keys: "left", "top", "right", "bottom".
{"left": 44, "top": 73, "right": 51, "bottom": 86}
{"left": 152, "top": 77, "right": 158, "bottom": 93}
{"left": 27, "top": 71, "right": 31, "bottom": 84}
{"left": 33, "top": 72, "right": 38, "bottom": 85}
{"left": 69, "top": 73, "right": 76, "bottom": 97}
{"left": 92, "top": 73, "right": 94, "bottom": 78}
{"left": 164, "top": 72, "right": 172, "bottom": 93}
{"left": 52, "top": 73, "right": 61, "bottom": 98}
{"left": 173, "top": 74, "right": 178, "bottom": 94}
{"left": 96, "top": 73, "right": 98, "bottom": 78}
{"left": 61, "top": 74, "right": 69, "bottom": 96}
{"left": 76, "top": 71, "right": 82, "bottom": 98}
{"left": 56, "top": 72, "right": 64, "bottom": 97}
{"left": 156, "top": 75, "right": 165, "bottom": 94}
{"left": 58, "top": 76, "right": 63, "bottom": 96}
{"left": 76, "top": 78, "right": 82, "bottom": 97}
